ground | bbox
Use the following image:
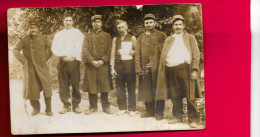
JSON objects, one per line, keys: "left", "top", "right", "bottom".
{"left": 10, "top": 80, "right": 204, "bottom": 135}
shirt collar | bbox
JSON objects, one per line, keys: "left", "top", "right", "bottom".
{"left": 93, "top": 28, "right": 102, "bottom": 34}
{"left": 172, "top": 32, "right": 183, "bottom": 38}
{"left": 64, "top": 27, "right": 74, "bottom": 32}
{"left": 145, "top": 28, "right": 156, "bottom": 35}
{"left": 29, "top": 34, "right": 38, "bottom": 39}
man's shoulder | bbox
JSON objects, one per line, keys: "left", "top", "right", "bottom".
{"left": 183, "top": 31, "right": 194, "bottom": 38}
{"left": 155, "top": 30, "right": 166, "bottom": 35}
{"left": 20, "top": 35, "right": 29, "bottom": 41}
{"left": 101, "top": 31, "right": 111, "bottom": 37}
{"left": 165, "top": 35, "right": 174, "bottom": 42}
{"left": 37, "top": 34, "right": 48, "bottom": 39}
{"left": 72, "top": 28, "right": 83, "bottom": 34}
{"left": 54, "top": 29, "right": 64, "bottom": 36}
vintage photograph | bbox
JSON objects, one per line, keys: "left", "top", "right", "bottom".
{"left": 8, "top": 4, "right": 205, "bottom": 134}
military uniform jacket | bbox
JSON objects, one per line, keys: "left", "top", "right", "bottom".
{"left": 12, "top": 34, "right": 52, "bottom": 100}
{"left": 135, "top": 29, "right": 167, "bottom": 101}
{"left": 82, "top": 30, "right": 112, "bottom": 94}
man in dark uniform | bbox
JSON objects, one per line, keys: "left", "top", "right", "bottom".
{"left": 110, "top": 20, "right": 137, "bottom": 116}
{"left": 82, "top": 15, "right": 113, "bottom": 115}
{"left": 135, "top": 14, "right": 167, "bottom": 120}
{"left": 12, "top": 19, "right": 53, "bottom": 116}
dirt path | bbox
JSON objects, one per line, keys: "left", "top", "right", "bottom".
{"left": 10, "top": 80, "right": 200, "bottom": 135}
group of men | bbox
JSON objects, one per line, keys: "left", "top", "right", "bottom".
{"left": 12, "top": 13, "right": 201, "bottom": 126}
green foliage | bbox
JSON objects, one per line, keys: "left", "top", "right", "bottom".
{"left": 8, "top": 4, "right": 203, "bottom": 88}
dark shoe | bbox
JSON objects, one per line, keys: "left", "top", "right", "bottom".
{"left": 168, "top": 117, "right": 181, "bottom": 124}
{"left": 103, "top": 108, "right": 113, "bottom": 114}
{"left": 73, "top": 107, "right": 81, "bottom": 114}
{"left": 59, "top": 107, "right": 71, "bottom": 114}
{"left": 85, "top": 108, "right": 97, "bottom": 115}
{"left": 46, "top": 112, "right": 53, "bottom": 116}
{"left": 141, "top": 112, "right": 155, "bottom": 118}
{"left": 156, "top": 115, "right": 164, "bottom": 120}
{"left": 31, "top": 110, "right": 40, "bottom": 116}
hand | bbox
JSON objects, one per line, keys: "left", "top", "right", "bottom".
{"left": 136, "top": 72, "right": 143, "bottom": 76}
{"left": 97, "top": 60, "right": 104, "bottom": 67}
{"left": 191, "top": 70, "right": 198, "bottom": 80}
{"left": 111, "top": 68, "right": 117, "bottom": 79}
{"left": 91, "top": 60, "right": 99, "bottom": 68}
{"left": 129, "top": 50, "right": 135, "bottom": 56}
{"left": 63, "top": 56, "right": 75, "bottom": 62}
{"left": 145, "top": 63, "right": 151, "bottom": 69}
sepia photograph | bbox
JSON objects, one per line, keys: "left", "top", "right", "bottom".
{"left": 7, "top": 4, "right": 205, "bottom": 134}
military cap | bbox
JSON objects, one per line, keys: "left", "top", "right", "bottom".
{"left": 91, "top": 15, "right": 102, "bottom": 21}
{"left": 172, "top": 15, "right": 184, "bottom": 23}
{"left": 143, "top": 13, "right": 156, "bottom": 20}
{"left": 28, "top": 19, "right": 39, "bottom": 27}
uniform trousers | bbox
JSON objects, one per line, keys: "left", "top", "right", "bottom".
{"left": 30, "top": 93, "right": 51, "bottom": 112}
{"left": 88, "top": 93, "right": 110, "bottom": 110}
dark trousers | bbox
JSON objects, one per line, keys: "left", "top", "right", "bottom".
{"left": 30, "top": 92, "right": 51, "bottom": 112}
{"left": 166, "top": 63, "right": 198, "bottom": 121}
{"left": 115, "top": 60, "right": 136, "bottom": 111}
{"left": 89, "top": 93, "right": 110, "bottom": 110}
{"left": 58, "top": 60, "right": 81, "bottom": 109}
{"left": 145, "top": 100, "right": 165, "bottom": 116}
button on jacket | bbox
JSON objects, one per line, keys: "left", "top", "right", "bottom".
{"left": 135, "top": 29, "right": 167, "bottom": 101}
{"left": 82, "top": 31, "right": 112, "bottom": 93}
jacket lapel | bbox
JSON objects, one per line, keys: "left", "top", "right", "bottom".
{"left": 164, "top": 36, "right": 175, "bottom": 57}
{"left": 182, "top": 33, "right": 191, "bottom": 54}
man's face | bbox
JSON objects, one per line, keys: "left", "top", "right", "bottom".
{"left": 173, "top": 20, "right": 185, "bottom": 34}
{"left": 92, "top": 19, "right": 102, "bottom": 30}
{"left": 64, "top": 17, "right": 73, "bottom": 29}
{"left": 29, "top": 25, "right": 38, "bottom": 36}
{"left": 144, "top": 19, "right": 156, "bottom": 30}
{"left": 117, "top": 22, "right": 128, "bottom": 35}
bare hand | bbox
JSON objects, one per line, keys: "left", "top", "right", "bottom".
{"left": 91, "top": 60, "right": 99, "bottom": 68}
{"left": 145, "top": 63, "right": 151, "bottom": 69}
{"left": 136, "top": 72, "right": 143, "bottom": 76}
{"left": 63, "top": 56, "right": 75, "bottom": 62}
{"left": 129, "top": 50, "right": 135, "bottom": 56}
{"left": 191, "top": 70, "right": 198, "bottom": 80}
{"left": 97, "top": 60, "right": 104, "bottom": 67}
{"left": 111, "top": 68, "right": 117, "bottom": 79}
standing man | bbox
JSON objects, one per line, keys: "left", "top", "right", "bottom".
{"left": 82, "top": 15, "right": 113, "bottom": 115}
{"left": 52, "top": 15, "right": 84, "bottom": 114}
{"left": 135, "top": 14, "right": 167, "bottom": 120}
{"left": 12, "top": 19, "right": 53, "bottom": 116}
{"left": 110, "top": 20, "right": 137, "bottom": 116}
{"left": 156, "top": 15, "right": 201, "bottom": 126}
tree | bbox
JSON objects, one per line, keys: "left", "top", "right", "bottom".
{"left": 8, "top": 4, "right": 203, "bottom": 88}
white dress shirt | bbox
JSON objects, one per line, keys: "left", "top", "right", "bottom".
{"left": 165, "top": 33, "right": 191, "bottom": 67}
{"left": 51, "top": 28, "right": 84, "bottom": 61}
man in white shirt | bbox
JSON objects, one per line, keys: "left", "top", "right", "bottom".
{"left": 156, "top": 15, "right": 201, "bottom": 127}
{"left": 52, "top": 15, "right": 84, "bottom": 114}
